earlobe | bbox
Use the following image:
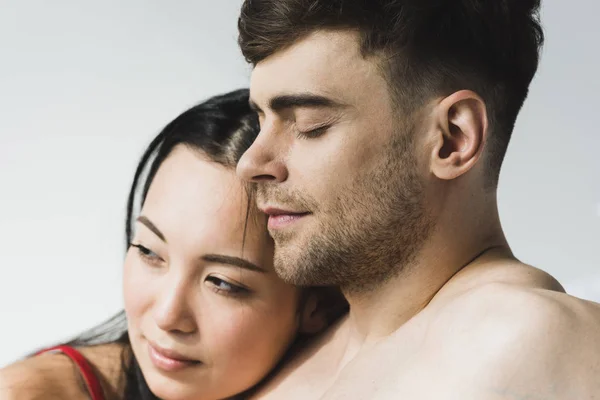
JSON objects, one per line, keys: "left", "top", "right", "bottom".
{"left": 298, "top": 287, "right": 349, "bottom": 335}
{"left": 298, "top": 292, "right": 328, "bottom": 334}
{"left": 431, "top": 90, "right": 488, "bottom": 181}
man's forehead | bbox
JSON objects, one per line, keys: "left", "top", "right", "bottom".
{"left": 249, "top": 29, "right": 381, "bottom": 109}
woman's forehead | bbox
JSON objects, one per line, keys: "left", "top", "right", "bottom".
{"left": 140, "top": 146, "right": 270, "bottom": 252}
{"left": 146, "top": 149, "right": 243, "bottom": 227}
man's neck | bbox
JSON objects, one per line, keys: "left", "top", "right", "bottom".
{"left": 340, "top": 204, "right": 511, "bottom": 347}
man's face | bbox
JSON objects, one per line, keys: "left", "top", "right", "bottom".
{"left": 238, "top": 30, "right": 433, "bottom": 292}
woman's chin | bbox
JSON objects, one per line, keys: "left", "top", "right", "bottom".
{"left": 146, "top": 375, "right": 208, "bottom": 400}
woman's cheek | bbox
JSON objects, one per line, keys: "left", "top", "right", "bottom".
{"left": 209, "top": 306, "right": 264, "bottom": 358}
{"left": 123, "top": 253, "right": 153, "bottom": 325}
{"left": 211, "top": 303, "right": 292, "bottom": 373}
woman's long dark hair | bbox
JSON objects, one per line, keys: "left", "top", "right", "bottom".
{"left": 64, "top": 88, "right": 260, "bottom": 399}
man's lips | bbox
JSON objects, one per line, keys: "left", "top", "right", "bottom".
{"left": 262, "top": 207, "right": 310, "bottom": 230}
{"left": 261, "top": 206, "right": 308, "bottom": 216}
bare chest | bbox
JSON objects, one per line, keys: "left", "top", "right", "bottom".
{"left": 320, "top": 328, "right": 439, "bottom": 400}
{"left": 252, "top": 321, "right": 438, "bottom": 400}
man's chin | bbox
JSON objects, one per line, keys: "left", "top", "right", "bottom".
{"left": 273, "top": 245, "right": 298, "bottom": 275}
{"left": 273, "top": 248, "right": 313, "bottom": 285}
{"left": 270, "top": 224, "right": 337, "bottom": 285}
{"left": 273, "top": 251, "right": 335, "bottom": 287}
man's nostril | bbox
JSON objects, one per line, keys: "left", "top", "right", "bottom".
{"left": 253, "top": 174, "right": 276, "bottom": 181}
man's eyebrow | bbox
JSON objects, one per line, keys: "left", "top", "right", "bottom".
{"left": 270, "top": 93, "right": 346, "bottom": 112}
{"left": 249, "top": 93, "right": 347, "bottom": 114}
{"left": 202, "top": 254, "right": 266, "bottom": 273}
{"left": 137, "top": 216, "right": 166, "bottom": 243}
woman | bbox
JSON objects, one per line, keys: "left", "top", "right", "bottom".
{"left": 0, "top": 89, "right": 346, "bottom": 400}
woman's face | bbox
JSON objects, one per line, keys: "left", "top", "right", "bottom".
{"left": 124, "top": 145, "right": 302, "bottom": 400}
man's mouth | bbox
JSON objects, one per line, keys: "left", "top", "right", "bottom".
{"left": 262, "top": 207, "right": 311, "bottom": 230}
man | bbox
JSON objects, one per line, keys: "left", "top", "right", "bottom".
{"left": 236, "top": 0, "right": 600, "bottom": 399}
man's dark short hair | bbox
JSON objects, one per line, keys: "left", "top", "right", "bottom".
{"left": 238, "top": 0, "right": 544, "bottom": 183}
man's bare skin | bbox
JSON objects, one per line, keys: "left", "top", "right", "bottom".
{"left": 235, "top": 15, "right": 600, "bottom": 396}
{"left": 251, "top": 254, "right": 600, "bottom": 400}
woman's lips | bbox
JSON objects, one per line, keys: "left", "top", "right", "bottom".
{"left": 147, "top": 342, "right": 201, "bottom": 372}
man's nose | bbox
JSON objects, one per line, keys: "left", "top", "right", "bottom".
{"left": 237, "top": 127, "right": 289, "bottom": 183}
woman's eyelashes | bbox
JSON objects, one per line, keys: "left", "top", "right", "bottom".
{"left": 205, "top": 275, "right": 250, "bottom": 297}
{"left": 130, "top": 243, "right": 163, "bottom": 267}
{"left": 130, "top": 243, "right": 252, "bottom": 297}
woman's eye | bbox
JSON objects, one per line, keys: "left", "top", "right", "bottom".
{"left": 130, "top": 243, "right": 162, "bottom": 266}
{"left": 205, "top": 276, "right": 248, "bottom": 296}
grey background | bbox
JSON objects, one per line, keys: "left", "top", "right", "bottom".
{"left": 1, "top": 1, "right": 598, "bottom": 367}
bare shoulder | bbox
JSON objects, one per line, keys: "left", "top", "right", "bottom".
{"left": 79, "top": 342, "right": 132, "bottom": 398}
{"left": 0, "top": 351, "right": 87, "bottom": 400}
{"left": 0, "top": 342, "right": 129, "bottom": 400}
{"left": 438, "top": 275, "right": 600, "bottom": 342}
{"left": 430, "top": 280, "right": 600, "bottom": 398}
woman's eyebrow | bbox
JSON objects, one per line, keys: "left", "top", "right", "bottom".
{"left": 136, "top": 216, "right": 166, "bottom": 243}
{"left": 202, "top": 254, "right": 266, "bottom": 273}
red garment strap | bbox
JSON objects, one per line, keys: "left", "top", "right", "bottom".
{"left": 37, "top": 345, "right": 105, "bottom": 400}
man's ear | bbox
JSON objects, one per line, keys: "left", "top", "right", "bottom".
{"left": 298, "top": 287, "right": 348, "bottom": 335}
{"left": 430, "top": 90, "right": 488, "bottom": 180}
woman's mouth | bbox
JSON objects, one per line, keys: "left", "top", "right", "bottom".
{"left": 147, "top": 342, "right": 201, "bottom": 372}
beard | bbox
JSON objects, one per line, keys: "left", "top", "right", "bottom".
{"left": 258, "top": 128, "right": 434, "bottom": 294}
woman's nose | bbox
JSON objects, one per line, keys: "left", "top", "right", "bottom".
{"left": 152, "top": 278, "right": 197, "bottom": 335}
